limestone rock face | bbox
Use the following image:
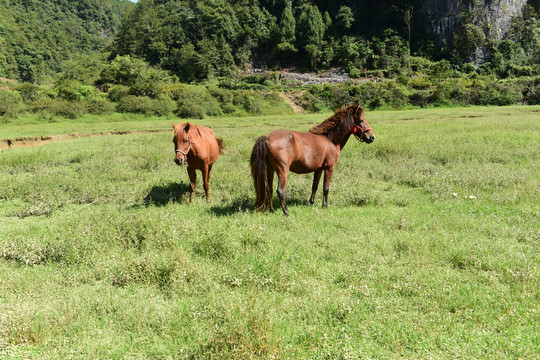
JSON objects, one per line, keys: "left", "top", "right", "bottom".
{"left": 421, "top": 0, "right": 528, "bottom": 45}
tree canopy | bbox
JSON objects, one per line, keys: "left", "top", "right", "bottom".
{"left": 0, "top": 0, "right": 132, "bottom": 83}
{"left": 0, "top": 0, "right": 538, "bottom": 83}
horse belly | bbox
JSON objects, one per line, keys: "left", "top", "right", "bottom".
{"left": 289, "top": 161, "right": 317, "bottom": 174}
{"left": 290, "top": 146, "right": 324, "bottom": 173}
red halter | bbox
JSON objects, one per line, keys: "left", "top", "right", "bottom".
{"left": 352, "top": 124, "right": 372, "bottom": 139}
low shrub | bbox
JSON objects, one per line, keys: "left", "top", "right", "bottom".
{"left": 242, "top": 95, "right": 264, "bottom": 115}
{"left": 409, "top": 76, "right": 432, "bottom": 90}
{"left": 348, "top": 66, "right": 362, "bottom": 78}
{"left": 430, "top": 80, "right": 468, "bottom": 106}
{"left": 461, "top": 62, "right": 477, "bottom": 74}
{"left": 523, "top": 78, "right": 540, "bottom": 105}
{"left": 207, "top": 87, "right": 234, "bottom": 104}
{"left": 468, "top": 81, "right": 523, "bottom": 106}
{"left": 152, "top": 96, "right": 176, "bottom": 116}
{"left": 55, "top": 80, "right": 98, "bottom": 101}
{"left": 15, "top": 83, "right": 48, "bottom": 103}
{"left": 116, "top": 96, "right": 156, "bottom": 115}
{"left": 167, "top": 83, "right": 186, "bottom": 101}
{"left": 0, "top": 89, "right": 25, "bottom": 118}
{"left": 29, "top": 97, "right": 87, "bottom": 118}
{"left": 176, "top": 99, "right": 205, "bottom": 119}
{"left": 410, "top": 56, "right": 435, "bottom": 73}
{"left": 409, "top": 90, "right": 432, "bottom": 108}
{"left": 116, "top": 95, "right": 175, "bottom": 116}
{"left": 176, "top": 85, "right": 222, "bottom": 117}
{"left": 52, "top": 100, "right": 88, "bottom": 118}
{"left": 108, "top": 85, "right": 130, "bottom": 102}
{"left": 83, "top": 97, "right": 116, "bottom": 115}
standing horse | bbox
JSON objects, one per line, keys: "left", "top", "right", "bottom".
{"left": 173, "top": 122, "right": 222, "bottom": 203}
{"left": 250, "top": 104, "right": 374, "bottom": 215}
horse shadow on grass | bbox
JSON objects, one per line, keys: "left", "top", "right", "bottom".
{"left": 143, "top": 182, "right": 190, "bottom": 206}
{"left": 209, "top": 196, "right": 310, "bottom": 216}
{"left": 142, "top": 182, "right": 312, "bottom": 215}
{"left": 209, "top": 197, "right": 253, "bottom": 216}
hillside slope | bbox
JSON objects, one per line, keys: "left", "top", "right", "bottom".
{"left": 0, "top": 0, "right": 133, "bottom": 83}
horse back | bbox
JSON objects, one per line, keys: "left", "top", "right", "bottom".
{"left": 267, "top": 129, "right": 337, "bottom": 173}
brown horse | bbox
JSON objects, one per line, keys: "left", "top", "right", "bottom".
{"left": 251, "top": 104, "right": 375, "bottom": 215}
{"left": 173, "top": 122, "right": 222, "bottom": 203}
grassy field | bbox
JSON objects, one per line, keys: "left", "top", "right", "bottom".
{"left": 1, "top": 105, "right": 539, "bottom": 359}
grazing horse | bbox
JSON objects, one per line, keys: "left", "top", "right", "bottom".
{"left": 250, "top": 104, "right": 375, "bottom": 215}
{"left": 172, "top": 122, "right": 222, "bottom": 203}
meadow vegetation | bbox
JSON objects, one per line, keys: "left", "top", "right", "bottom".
{"left": 1, "top": 106, "right": 539, "bottom": 358}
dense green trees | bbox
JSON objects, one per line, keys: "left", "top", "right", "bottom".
{"left": 0, "top": 0, "right": 132, "bottom": 83}
{"left": 0, "top": 0, "right": 538, "bottom": 122}
{"left": 1, "top": 0, "right": 538, "bottom": 84}
{"left": 110, "top": 0, "right": 276, "bottom": 81}
{"left": 106, "top": 0, "right": 539, "bottom": 80}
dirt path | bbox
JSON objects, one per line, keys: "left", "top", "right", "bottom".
{"left": 278, "top": 92, "right": 304, "bottom": 114}
{"left": 0, "top": 129, "right": 170, "bottom": 150}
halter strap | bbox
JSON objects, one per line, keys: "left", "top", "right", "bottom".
{"left": 352, "top": 124, "right": 372, "bottom": 140}
{"left": 175, "top": 135, "right": 192, "bottom": 156}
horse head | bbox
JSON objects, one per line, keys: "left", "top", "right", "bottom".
{"left": 352, "top": 105, "right": 375, "bottom": 144}
{"left": 172, "top": 122, "right": 193, "bottom": 165}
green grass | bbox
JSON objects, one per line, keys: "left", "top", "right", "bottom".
{"left": 1, "top": 105, "right": 539, "bottom": 359}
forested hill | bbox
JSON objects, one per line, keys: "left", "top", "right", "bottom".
{"left": 0, "top": 0, "right": 133, "bottom": 83}
{"left": 110, "top": 0, "right": 539, "bottom": 82}
{"left": 0, "top": 0, "right": 538, "bottom": 84}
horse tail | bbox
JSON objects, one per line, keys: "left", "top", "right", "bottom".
{"left": 215, "top": 137, "right": 224, "bottom": 154}
{"left": 251, "top": 136, "right": 270, "bottom": 211}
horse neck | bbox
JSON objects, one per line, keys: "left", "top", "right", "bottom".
{"left": 329, "top": 119, "right": 354, "bottom": 149}
{"left": 337, "top": 133, "right": 352, "bottom": 150}
{"left": 190, "top": 128, "right": 206, "bottom": 152}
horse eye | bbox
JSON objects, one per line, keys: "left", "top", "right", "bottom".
{"left": 184, "top": 139, "right": 189, "bottom": 143}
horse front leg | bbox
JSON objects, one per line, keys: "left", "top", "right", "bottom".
{"left": 322, "top": 167, "right": 334, "bottom": 207}
{"left": 202, "top": 165, "right": 210, "bottom": 203}
{"left": 187, "top": 167, "right": 197, "bottom": 203}
{"left": 309, "top": 169, "right": 323, "bottom": 205}
{"left": 276, "top": 168, "right": 289, "bottom": 216}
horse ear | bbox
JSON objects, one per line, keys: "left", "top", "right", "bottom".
{"left": 172, "top": 122, "right": 176, "bottom": 129}
{"left": 184, "top": 123, "right": 191, "bottom": 132}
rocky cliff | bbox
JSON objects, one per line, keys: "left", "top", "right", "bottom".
{"left": 422, "top": 0, "right": 528, "bottom": 45}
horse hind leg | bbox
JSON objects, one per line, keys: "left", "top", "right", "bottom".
{"left": 266, "top": 167, "right": 275, "bottom": 213}
{"left": 310, "top": 169, "right": 323, "bottom": 205}
{"left": 276, "top": 168, "right": 289, "bottom": 216}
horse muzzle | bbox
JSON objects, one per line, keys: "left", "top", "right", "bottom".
{"left": 363, "top": 134, "right": 375, "bottom": 143}
{"left": 175, "top": 147, "right": 190, "bottom": 165}
{"left": 174, "top": 156, "right": 187, "bottom": 166}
